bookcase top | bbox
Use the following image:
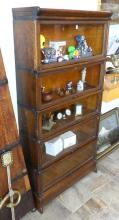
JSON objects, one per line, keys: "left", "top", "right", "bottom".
{"left": 12, "top": 6, "right": 112, "bottom": 21}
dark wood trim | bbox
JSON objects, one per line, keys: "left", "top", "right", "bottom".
{"left": 18, "top": 89, "right": 102, "bottom": 112}
{"left": 0, "top": 140, "right": 20, "bottom": 155}
{"left": 37, "top": 20, "right": 109, "bottom": 24}
{"left": 39, "top": 57, "right": 106, "bottom": 75}
{"left": 12, "top": 7, "right": 112, "bottom": 21}
{"left": 39, "top": 55, "right": 106, "bottom": 72}
{"left": 18, "top": 103, "right": 36, "bottom": 114}
{"left": 20, "top": 111, "right": 100, "bottom": 143}
{"left": 0, "top": 78, "right": 8, "bottom": 86}
{"left": 18, "top": 87, "right": 99, "bottom": 111}
{"left": 16, "top": 56, "right": 107, "bottom": 75}
{"left": 12, "top": 170, "right": 28, "bottom": 184}
{"left": 15, "top": 66, "right": 38, "bottom": 76}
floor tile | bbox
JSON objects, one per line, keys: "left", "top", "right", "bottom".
{"left": 57, "top": 185, "right": 86, "bottom": 213}
{"left": 21, "top": 148, "right": 119, "bottom": 220}
{"left": 21, "top": 199, "right": 71, "bottom": 220}
{"left": 107, "top": 147, "right": 119, "bottom": 161}
{"left": 84, "top": 197, "right": 107, "bottom": 214}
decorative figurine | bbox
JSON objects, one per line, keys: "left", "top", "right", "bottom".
{"left": 42, "top": 47, "right": 57, "bottom": 64}
{"left": 53, "top": 108, "right": 72, "bottom": 121}
{"left": 63, "top": 54, "right": 69, "bottom": 61}
{"left": 87, "top": 46, "right": 93, "bottom": 56}
{"left": 77, "top": 67, "right": 87, "bottom": 91}
{"left": 65, "top": 109, "right": 71, "bottom": 116}
{"left": 40, "top": 34, "right": 45, "bottom": 49}
{"left": 68, "top": 46, "right": 75, "bottom": 60}
{"left": 62, "top": 114, "right": 66, "bottom": 119}
{"left": 57, "top": 112, "right": 63, "bottom": 120}
{"left": 81, "top": 67, "right": 87, "bottom": 83}
{"left": 53, "top": 111, "right": 63, "bottom": 121}
{"left": 75, "top": 35, "right": 93, "bottom": 57}
{"left": 41, "top": 87, "right": 53, "bottom": 102}
{"left": 65, "top": 81, "right": 73, "bottom": 90}
{"left": 75, "top": 35, "right": 84, "bottom": 54}
{"left": 57, "top": 56, "right": 64, "bottom": 62}
{"left": 72, "top": 49, "right": 80, "bottom": 60}
{"left": 77, "top": 80, "right": 84, "bottom": 91}
{"left": 42, "top": 114, "right": 56, "bottom": 131}
{"left": 56, "top": 88, "right": 65, "bottom": 97}
{"left": 65, "top": 81, "right": 74, "bottom": 95}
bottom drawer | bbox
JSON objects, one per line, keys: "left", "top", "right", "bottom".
{"left": 32, "top": 141, "right": 96, "bottom": 193}
{"left": 33, "top": 159, "right": 96, "bottom": 211}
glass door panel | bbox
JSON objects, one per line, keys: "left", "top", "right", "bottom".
{"left": 39, "top": 23, "right": 104, "bottom": 69}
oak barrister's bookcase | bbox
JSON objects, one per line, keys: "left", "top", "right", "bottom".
{"left": 12, "top": 7, "right": 112, "bottom": 212}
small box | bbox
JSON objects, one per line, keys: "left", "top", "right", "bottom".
{"left": 61, "top": 131, "right": 76, "bottom": 149}
{"left": 77, "top": 80, "right": 84, "bottom": 91}
{"left": 75, "top": 104, "right": 82, "bottom": 116}
{"left": 49, "top": 41, "right": 66, "bottom": 49}
{"left": 103, "top": 73, "right": 119, "bottom": 102}
{"left": 45, "top": 137, "right": 63, "bottom": 156}
{"left": 49, "top": 41, "right": 66, "bottom": 58}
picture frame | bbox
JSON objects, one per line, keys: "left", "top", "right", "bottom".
{"left": 97, "top": 107, "right": 119, "bottom": 159}
{"left": 107, "top": 24, "right": 119, "bottom": 56}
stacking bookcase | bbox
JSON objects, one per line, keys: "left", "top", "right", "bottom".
{"left": 12, "top": 7, "right": 112, "bottom": 212}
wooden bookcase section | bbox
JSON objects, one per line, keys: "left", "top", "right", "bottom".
{"left": 12, "top": 7, "right": 112, "bottom": 213}
{"left": 0, "top": 49, "right": 34, "bottom": 219}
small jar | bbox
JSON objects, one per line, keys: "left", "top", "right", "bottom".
{"left": 42, "top": 90, "right": 53, "bottom": 102}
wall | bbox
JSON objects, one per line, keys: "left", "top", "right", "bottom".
{"left": 0, "top": 0, "right": 99, "bottom": 124}
{"left": 101, "top": 0, "right": 119, "bottom": 22}
{"left": 101, "top": 0, "right": 119, "bottom": 113}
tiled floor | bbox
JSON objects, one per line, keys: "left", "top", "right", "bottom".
{"left": 22, "top": 147, "right": 119, "bottom": 220}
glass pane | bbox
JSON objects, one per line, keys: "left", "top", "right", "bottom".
{"left": 40, "top": 23, "right": 104, "bottom": 68}
{"left": 40, "top": 93, "right": 99, "bottom": 137}
{"left": 41, "top": 116, "right": 98, "bottom": 167}
{"left": 39, "top": 64, "right": 100, "bottom": 107}
{"left": 99, "top": 114, "right": 118, "bottom": 131}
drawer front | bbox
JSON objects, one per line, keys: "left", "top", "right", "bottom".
{"left": 34, "top": 159, "right": 96, "bottom": 208}
{"left": 34, "top": 141, "right": 96, "bottom": 192}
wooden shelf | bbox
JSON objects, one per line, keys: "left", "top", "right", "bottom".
{"left": 41, "top": 84, "right": 96, "bottom": 109}
{"left": 40, "top": 55, "right": 105, "bottom": 71}
{"left": 42, "top": 108, "right": 98, "bottom": 137}
{"left": 42, "top": 133, "right": 96, "bottom": 169}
